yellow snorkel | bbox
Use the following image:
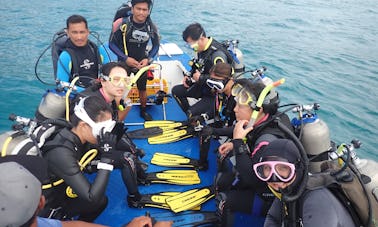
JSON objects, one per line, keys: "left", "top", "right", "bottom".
{"left": 246, "top": 78, "right": 285, "bottom": 128}
{"left": 118, "top": 63, "right": 160, "bottom": 110}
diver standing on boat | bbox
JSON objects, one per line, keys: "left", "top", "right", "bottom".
{"left": 172, "top": 23, "right": 233, "bottom": 119}
{"left": 215, "top": 78, "right": 294, "bottom": 226}
{"left": 56, "top": 15, "right": 109, "bottom": 92}
{"left": 75, "top": 62, "right": 148, "bottom": 208}
{"left": 109, "top": 0, "right": 160, "bottom": 121}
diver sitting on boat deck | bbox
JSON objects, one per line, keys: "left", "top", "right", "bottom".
{"left": 215, "top": 78, "right": 294, "bottom": 226}
{"left": 56, "top": 15, "right": 109, "bottom": 92}
{"left": 75, "top": 62, "right": 149, "bottom": 208}
{"left": 38, "top": 96, "right": 119, "bottom": 221}
{"left": 172, "top": 23, "right": 233, "bottom": 119}
{"left": 255, "top": 139, "right": 356, "bottom": 227}
{"left": 198, "top": 62, "right": 236, "bottom": 170}
{"left": 0, "top": 155, "right": 172, "bottom": 227}
{"left": 109, "top": 0, "right": 160, "bottom": 121}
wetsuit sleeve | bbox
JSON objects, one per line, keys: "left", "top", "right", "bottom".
{"left": 46, "top": 146, "right": 110, "bottom": 202}
{"left": 56, "top": 51, "right": 72, "bottom": 85}
{"left": 213, "top": 126, "right": 234, "bottom": 137}
{"left": 211, "top": 49, "right": 228, "bottom": 65}
{"left": 147, "top": 22, "right": 160, "bottom": 60}
{"left": 232, "top": 139, "right": 256, "bottom": 187}
{"left": 109, "top": 19, "right": 128, "bottom": 62}
{"left": 264, "top": 198, "right": 282, "bottom": 227}
{"left": 98, "top": 45, "right": 110, "bottom": 64}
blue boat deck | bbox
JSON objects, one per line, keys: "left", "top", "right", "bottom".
{"left": 94, "top": 99, "right": 220, "bottom": 226}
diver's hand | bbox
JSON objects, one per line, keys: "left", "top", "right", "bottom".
{"left": 154, "top": 221, "right": 173, "bottom": 227}
{"left": 138, "top": 58, "right": 149, "bottom": 68}
{"left": 218, "top": 142, "right": 233, "bottom": 157}
{"left": 126, "top": 57, "right": 139, "bottom": 68}
{"left": 124, "top": 216, "right": 152, "bottom": 227}
{"left": 183, "top": 75, "right": 192, "bottom": 88}
{"left": 233, "top": 120, "right": 253, "bottom": 139}
{"left": 97, "top": 128, "right": 117, "bottom": 163}
{"left": 192, "top": 70, "right": 201, "bottom": 82}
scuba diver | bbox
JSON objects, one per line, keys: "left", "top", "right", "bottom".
{"left": 109, "top": 0, "right": 160, "bottom": 121}
{"left": 215, "top": 78, "right": 294, "bottom": 226}
{"left": 197, "top": 62, "right": 236, "bottom": 170}
{"left": 74, "top": 62, "right": 149, "bottom": 208}
{"left": 255, "top": 139, "right": 356, "bottom": 227}
{"left": 172, "top": 23, "right": 234, "bottom": 119}
{"left": 39, "top": 96, "right": 119, "bottom": 221}
{"left": 55, "top": 14, "right": 109, "bottom": 92}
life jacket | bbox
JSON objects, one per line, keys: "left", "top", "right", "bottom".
{"left": 51, "top": 29, "right": 101, "bottom": 85}
{"left": 296, "top": 160, "right": 378, "bottom": 227}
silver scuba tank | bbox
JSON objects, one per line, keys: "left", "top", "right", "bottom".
{"left": 292, "top": 104, "right": 331, "bottom": 173}
{"left": 301, "top": 115, "right": 331, "bottom": 172}
{"left": 0, "top": 131, "right": 38, "bottom": 156}
{"left": 37, "top": 89, "right": 67, "bottom": 119}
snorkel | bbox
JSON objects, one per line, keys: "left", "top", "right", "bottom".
{"left": 118, "top": 63, "right": 160, "bottom": 110}
{"left": 246, "top": 78, "right": 285, "bottom": 128}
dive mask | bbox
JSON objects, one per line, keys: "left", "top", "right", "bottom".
{"left": 101, "top": 74, "right": 130, "bottom": 87}
{"left": 74, "top": 97, "right": 116, "bottom": 137}
{"left": 231, "top": 83, "right": 258, "bottom": 109}
{"left": 206, "top": 78, "right": 228, "bottom": 92}
{"left": 253, "top": 156, "right": 296, "bottom": 183}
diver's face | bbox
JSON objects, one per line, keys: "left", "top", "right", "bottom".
{"left": 234, "top": 102, "right": 252, "bottom": 121}
{"left": 102, "top": 66, "right": 128, "bottom": 98}
{"left": 67, "top": 22, "right": 89, "bottom": 47}
{"left": 132, "top": 2, "right": 150, "bottom": 23}
{"left": 267, "top": 175, "right": 296, "bottom": 191}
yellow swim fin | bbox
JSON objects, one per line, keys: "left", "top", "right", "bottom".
{"left": 166, "top": 186, "right": 215, "bottom": 213}
{"left": 134, "top": 192, "right": 200, "bottom": 210}
{"left": 148, "top": 127, "right": 193, "bottom": 144}
{"left": 151, "top": 152, "right": 200, "bottom": 168}
{"left": 142, "top": 170, "right": 200, "bottom": 185}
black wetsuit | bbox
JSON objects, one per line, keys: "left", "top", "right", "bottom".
{"left": 109, "top": 16, "right": 159, "bottom": 91}
{"left": 76, "top": 86, "right": 145, "bottom": 200}
{"left": 216, "top": 113, "right": 294, "bottom": 226}
{"left": 39, "top": 128, "right": 109, "bottom": 221}
{"left": 172, "top": 38, "right": 231, "bottom": 117}
{"left": 199, "top": 92, "right": 236, "bottom": 167}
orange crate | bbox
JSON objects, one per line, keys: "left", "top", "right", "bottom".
{"left": 127, "top": 78, "right": 169, "bottom": 104}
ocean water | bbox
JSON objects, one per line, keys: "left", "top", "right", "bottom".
{"left": 0, "top": 0, "right": 377, "bottom": 161}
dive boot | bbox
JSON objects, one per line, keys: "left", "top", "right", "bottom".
{"left": 140, "top": 108, "right": 153, "bottom": 121}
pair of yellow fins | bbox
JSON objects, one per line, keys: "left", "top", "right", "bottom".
{"left": 145, "top": 120, "right": 194, "bottom": 144}
{"left": 138, "top": 186, "right": 215, "bottom": 213}
{"left": 136, "top": 153, "right": 214, "bottom": 212}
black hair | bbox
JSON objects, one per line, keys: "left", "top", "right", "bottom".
{"left": 131, "top": 0, "right": 152, "bottom": 8}
{"left": 101, "top": 61, "right": 128, "bottom": 77}
{"left": 66, "top": 14, "right": 88, "bottom": 29}
{"left": 70, "top": 96, "right": 113, "bottom": 127}
{"left": 182, "top": 22, "right": 206, "bottom": 42}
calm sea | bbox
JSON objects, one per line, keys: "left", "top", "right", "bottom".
{"left": 0, "top": 0, "right": 377, "bottom": 160}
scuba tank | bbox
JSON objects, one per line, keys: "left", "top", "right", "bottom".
{"left": 0, "top": 114, "right": 39, "bottom": 156}
{"left": 329, "top": 139, "right": 378, "bottom": 203}
{"left": 35, "top": 88, "right": 72, "bottom": 122}
{"left": 222, "top": 40, "right": 245, "bottom": 78}
{"left": 291, "top": 103, "right": 331, "bottom": 173}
